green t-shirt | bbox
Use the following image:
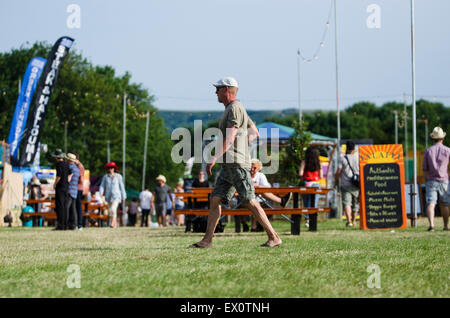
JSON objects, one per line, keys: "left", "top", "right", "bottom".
{"left": 218, "top": 100, "right": 254, "bottom": 169}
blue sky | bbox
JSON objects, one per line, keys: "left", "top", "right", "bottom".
{"left": 1, "top": 0, "right": 449, "bottom": 111}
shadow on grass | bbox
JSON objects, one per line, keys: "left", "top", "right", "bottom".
{"left": 145, "top": 232, "right": 273, "bottom": 238}
{"left": 67, "top": 247, "right": 115, "bottom": 251}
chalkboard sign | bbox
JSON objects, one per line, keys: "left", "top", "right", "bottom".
{"left": 359, "top": 145, "right": 407, "bottom": 230}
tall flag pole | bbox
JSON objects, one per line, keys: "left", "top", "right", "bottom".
{"left": 410, "top": 0, "right": 418, "bottom": 227}
{"left": 142, "top": 111, "right": 150, "bottom": 191}
{"left": 333, "top": 0, "right": 342, "bottom": 219}
{"left": 123, "top": 92, "right": 127, "bottom": 188}
{"left": 297, "top": 49, "right": 302, "bottom": 124}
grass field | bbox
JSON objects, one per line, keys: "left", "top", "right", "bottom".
{"left": 0, "top": 217, "right": 448, "bottom": 298}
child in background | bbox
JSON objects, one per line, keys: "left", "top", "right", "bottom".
{"left": 165, "top": 192, "right": 176, "bottom": 226}
{"left": 127, "top": 196, "right": 139, "bottom": 226}
{"left": 174, "top": 179, "right": 185, "bottom": 226}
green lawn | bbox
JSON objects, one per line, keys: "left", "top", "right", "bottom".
{"left": 0, "top": 217, "right": 448, "bottom": 298}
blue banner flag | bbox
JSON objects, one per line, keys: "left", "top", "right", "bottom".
{"left": 7, "top": 57, "right": 46, "bottom": 160}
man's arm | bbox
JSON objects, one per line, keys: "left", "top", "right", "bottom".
{"left": 168, "top": 187, "right": 175, "bottom": 206}
{"left": 40, "top": 189, "right": 49, "bottom": 200}
{"left": 119, "top": 175, "right": 126, "bottom": 201}
{"left": 53, "top": 176, "right": 60, "bottom": 190}
{"left": 422, "top": 151, "right": 429, "bottom": 181}
{"left": 151, "top": 192, "right": 155, "bottom": 212}
{"left": 299, "top": 160, "right": 305, "bottom": 177}
{"left": 79, "top": 165, "right": 84, "bottom": 188}
{"left": 54, "top": 163, "right": 61, "bottom": 189}
{"left": 206, "top": 126, "right": 238, "bottom": 175}
{"left": 334, "top": 168, "right": 342, "bottom": 187}
{"left": 99, "top": 176, "right": 106, "bottom": 201}
{"left": 248, "top": 122, "right": 259, "bottom": 143}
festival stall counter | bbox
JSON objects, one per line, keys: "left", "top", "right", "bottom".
{"left": 0, "top": 161, "right": 24, "bottom": 227}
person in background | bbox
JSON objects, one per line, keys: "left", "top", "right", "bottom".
{"left": 139, "top": 186, "right": 152, "bottom": 227}
{"left": 65, "top": 153, "right": 80, "bottom": 230}
{"left": 52, "top": 149, "right": 70, "bottom": 230}
{"left": 251, "top": 159, "right": 292, "bottom": 206}
{"left": 193, "top": 170, "right": 210, "bottom": 211}
{"left": 174, "top": 179, "right": 185, "bottom": 226}
{"left": 422, "top": 126, "right": 450, "bottom": 232}
{"left": 29, "top": 177, "right": 48, "bottom": 226}
{"left": 99, "top": 162, "right": 126, "bottom": 228}
{"left": 89, "top": 191, "right": 104, "bottom": 213}
{"left": 40, "top": 187, "right": 51, "bottom": 213}
{"left": 193, "top": 170, "right": 209, "bottom": 188}
{"left": 335, "top": 141, "right": 359, "bottom": 227}
{"left": 73, "top": 152, "right": 85, "bottom": 230}
{"left": 127, "top": 196, "right": 139, "bottom": 226}
{"left": 151, "top": 175, "right": 174, "bottom": 227}
{"left": 299, "top": 147, "right": 323, "bottom": 228}
{"left": 249, "top": 159, "right": 292, "bottom": 231}
{"left": 186, "top": 170, "right": 210, "bottom": 232}
{"left": 87, "top": 191, "right": 103, "bottom": 227}
{"left": 165, "top": 191, "right": 175, "bottom": 226}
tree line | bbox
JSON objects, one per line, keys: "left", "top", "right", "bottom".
{"left": 265, "top": 100, "right": 450, "bottom": 150}
{"left": 0, "top": 42, "right": 184, "bottom": 190}
{"left": 1, "top": 42, "right": 448, "bottom": 189}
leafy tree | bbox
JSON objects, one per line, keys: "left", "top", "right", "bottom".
{"left": 267, "top": 120, "right": 312, "bottom": 186}
{"left": 0, "top": 42, "right": 184, "bottom": 190}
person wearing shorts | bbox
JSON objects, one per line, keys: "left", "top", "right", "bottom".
{"left": 335, "top": 140, "right": 360, "bottom": 227}
{"left": 151, "top": 175, "right": 174, "bottom": 227}
{"left": 422, "top": 127, "right": 450, "bottom": 231}
{"left": 188, "top": 77, "right": 281, "bottom": 248}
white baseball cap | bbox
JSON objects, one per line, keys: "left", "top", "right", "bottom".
{"left": 213, "top": 77, "right": 239, "bottom": 88}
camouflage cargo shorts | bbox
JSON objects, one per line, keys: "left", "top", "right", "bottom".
{"left": 211, "top": 166, "right": 255, "bottom": 204}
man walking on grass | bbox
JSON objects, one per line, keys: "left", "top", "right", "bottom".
{"left": 189, "top": 77, "right": 283, "bottom": 248}
{"left": 422, "top": 126, "right": 450, "bottom": 232}
{"left": 52, "top": 149, "right": 70, "bottom": 230}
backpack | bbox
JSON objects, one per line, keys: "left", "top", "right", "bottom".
{"left": 345, "top": 155, "right": 360, "bottom": 187}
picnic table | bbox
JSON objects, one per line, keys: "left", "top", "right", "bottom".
{"left": 23, "top": 199, "right": 109, "bottom": 227}
{"left": 175, "top": 187, "right": 332, "bottom": 235}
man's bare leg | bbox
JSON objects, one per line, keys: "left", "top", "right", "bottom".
{"left": 440, "top": 204, "right": 449, "bottom": 230}
{"left": 242, "top": 199, "right": 281, "bottom": 247}
{"left": 261, "top": 193, "right": 281, "bottom": 204}
{"left": 188, "top": 196, "right": 222, "bottom": 248}
{"left": 427, "top": 203, "right": 436, "bottom": 229}
{"left": 344, "top": 206, "right": 353, "bottom": 226}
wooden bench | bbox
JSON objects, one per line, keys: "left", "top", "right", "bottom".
{"left": 22, "top": 212, "right": 57, "bottom": 220}
{"left": 175, "top": 187, "right": 331, "bottom": 235}
{"left": 25, "top": 199, "right": 110, "bottom": 227}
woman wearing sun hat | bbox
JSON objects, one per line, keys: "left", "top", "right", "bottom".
{"left": 65, "top": 153, "right": 80, "bottom": 230}
{"left": 99, "top": 162, "right": 127, "bottom": 228}
{"left": 422, "top": 127, "right": 450, "bottom": 232}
